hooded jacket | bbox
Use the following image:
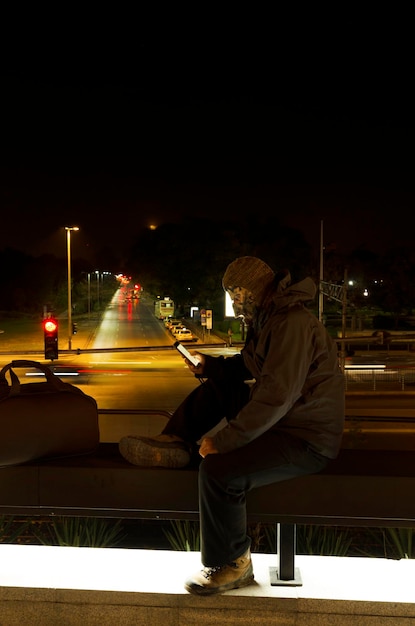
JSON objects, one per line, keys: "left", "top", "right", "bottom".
{"left": 205, "top": 273, "right": 345, "bottom": 459}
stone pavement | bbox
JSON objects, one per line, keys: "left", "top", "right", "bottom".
{"left": 1, "top": 545, "right": 414, "bottom": 625}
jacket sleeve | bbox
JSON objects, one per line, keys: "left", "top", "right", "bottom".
{"left": 201, "top": 352, "right": 252, "bottom": 381}
{"left": 213, "top": 314, "right": 316, "bottom": 453}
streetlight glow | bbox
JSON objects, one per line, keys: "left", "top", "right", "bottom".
{"left": 65, "top": 226, "right": 79, "bottom": 350}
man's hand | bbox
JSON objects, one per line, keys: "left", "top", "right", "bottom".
{"left": 186, "top": 352, "right": 205, "bottom": 374}
{"left": 199, "top": 436, "right": 219, "bottom": 458}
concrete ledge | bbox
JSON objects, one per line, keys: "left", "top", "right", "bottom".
{"left": 1, "top": 545, "right": 415, "bottom": 625}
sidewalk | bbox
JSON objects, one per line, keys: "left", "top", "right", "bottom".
{"left": 0, "top": 314, "right": 100, "bottom": 356}
{"left": 182, "top": 318, "right": 234, "bottom": 346}
{"left": 1, "top": 545, "right": 414, "bottom": 625}
{"left": 65, "top": 315, "right": 101, "bottom": 351}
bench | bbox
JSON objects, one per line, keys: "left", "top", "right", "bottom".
{"left": 2, "top": 441, "right": 415, "bottom": 587}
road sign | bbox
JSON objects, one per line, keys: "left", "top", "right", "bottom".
{"left": 206, "top": 309, "right": 212, "bottom": 330}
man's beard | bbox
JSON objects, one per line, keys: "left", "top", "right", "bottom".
{"left": 233, "top": 302, "right": 255, "bottom": 321}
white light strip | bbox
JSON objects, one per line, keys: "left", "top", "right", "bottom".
{"left": 25, "top": 372, "right": 80, "bottom": 377}
{"left": 344, "top": 364, "right": 386, "bottom": 370}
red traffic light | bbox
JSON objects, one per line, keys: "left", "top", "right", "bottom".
{"left": 44, "top": 319, "right": 58, "bottom": 333}
{"left": 43, "top": 318, "right": 59, "bottom": 360}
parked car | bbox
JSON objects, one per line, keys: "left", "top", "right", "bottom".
{"left": 171, "top": 324, "right": 187, "bottom": 336}
{"left": 168, "top": 320, "right": 184, "bottom": 333}
{"left": 164, "top": 317, "right": 178, "bottom": 328}
{"left": 174, "top": 328, "right": 196, "bottom": 342}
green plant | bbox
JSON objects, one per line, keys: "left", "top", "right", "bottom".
{"left": 0, "top": 516, "right": 31, "bottom": 544}
{"left": 34, "top": 517, "right": 126, "bottom": 548}
{"left": 248, "top": 522, "right": 267, "bottom": 552}
{"left": 262, "top": 523, "right": 352, "bottom": 556}
{"left": 167, "top": 522, "right": 353, "bottom": 557}
{"left": 163, "top": 520, "right": 200, "bottom": 551}
{"left": 356, "top": 527, "right": 415, "bottom": 559}
{"left": 297, "top": 525, "right": 352, "bottom": 556}
{"left": 385, "top": 528, "right": 415, "bottom": 559}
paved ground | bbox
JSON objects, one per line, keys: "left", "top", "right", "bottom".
{"left": 1, "top": 545, "right": 414, "bottom": 625}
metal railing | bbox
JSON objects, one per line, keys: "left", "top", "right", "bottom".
{"left": 344, "top": 367, "right": 415, "bottom": 392}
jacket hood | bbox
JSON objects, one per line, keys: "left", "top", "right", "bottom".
{"left": 271, "top": 273, "right": 317, "bottom": 311}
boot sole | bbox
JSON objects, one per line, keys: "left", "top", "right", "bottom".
{"left": 185, "top": 571, "right": 255, "bottom": 596}
{"left": 119, "top": 436, "right": 190, "bottom": 468}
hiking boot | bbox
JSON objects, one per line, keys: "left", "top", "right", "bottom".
{"left": 119, "top": 434, "right": 191, "bottom": 468}
{"left": 184, "top": 548, "right": 254, "bottom": 595}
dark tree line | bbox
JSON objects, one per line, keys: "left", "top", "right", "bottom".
{"left": 1, "top": 217, "right": 415, "bottom": 325}
{"left": 0, "top": 249, "right": 93, "bottom": 316}
{"left": 128, "top": 216, "right": 312, "bottom": 317}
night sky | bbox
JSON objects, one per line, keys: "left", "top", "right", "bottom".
{"left": 1, "top": 16, "right": 414, "bottom": 263}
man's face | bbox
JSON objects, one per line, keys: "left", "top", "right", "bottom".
{"left": 227, "top": 286, "right": 255, "bottom": 321}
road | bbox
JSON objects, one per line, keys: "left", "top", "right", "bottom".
{"left": 0, "top": 289, "right": 235, "bottom": 441}
{"left": 1, "top": 287, "right": 415, "bottom": 446}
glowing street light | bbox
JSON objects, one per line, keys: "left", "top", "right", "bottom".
{"left": 65, "top": 226, "right": 79, "bottom": 350}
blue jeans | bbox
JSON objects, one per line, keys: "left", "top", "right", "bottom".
{"left": 199, "top": 431, "right": 328, "bottom": 566}
{"left": 163, "top": 379, "right": 328, "bottom": 566}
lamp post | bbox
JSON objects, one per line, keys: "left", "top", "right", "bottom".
{"left": 87, "top": 272, "right": 91, "bottom": 317}
{"left": 319, "top": 219, "right": 324, "bottom": 323}
{"left": 65, "top": 226, "right": 79, "bottom": 350}
{"left": 95, "top": 271, "right": 100, "bottom": 308}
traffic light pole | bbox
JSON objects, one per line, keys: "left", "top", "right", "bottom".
{"left": 65, "top": 226, "right": 79, "bottom": 351}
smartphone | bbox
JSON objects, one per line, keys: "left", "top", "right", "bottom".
{"left": 174, "top": 341, "right": 200, "bottom": 367}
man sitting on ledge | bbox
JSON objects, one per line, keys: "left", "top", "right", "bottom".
{"left": 119, "top": 256, "right": 345, "bottom": 596}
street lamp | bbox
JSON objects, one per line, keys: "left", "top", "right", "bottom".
{"left": 87, "top": 272, "right": 91, "bottom": 317}
{"left": 95, "top": 270, "right": 100, "bottom": 308}
{"left": 65, "top": 226, "right": 79, "bottom": 350}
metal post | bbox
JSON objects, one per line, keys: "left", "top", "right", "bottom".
{"left": 278, "top": 523, "right": 295, "bottom": 580}
{"left": 319, "top": 219, "right": 324, "bottom": 323}
{"left": 65, "top": 226, "right": 79, "bottom": 350}
{"left": 339, "top": 268, "right": 348, "bottom": 372}
{"left": 88, "top": 273, "right": 91, "bottom": 316}
{"left": 269, "top": 523, "right": 302, "bottom": 586}
{"left": 96, "top": 271, "right": 100, "bottom": 308}
{"left": 67, "top": 229, "right": 72, "bottom": 350}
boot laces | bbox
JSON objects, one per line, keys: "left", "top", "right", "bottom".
{"left": 202, "top": 562, "right": 237, "bottom": 579}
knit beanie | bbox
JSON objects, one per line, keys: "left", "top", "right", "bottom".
{"left": 222, "top": 256, "right": 275, "bottom": 302}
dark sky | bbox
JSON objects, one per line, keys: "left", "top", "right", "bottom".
{"left": 1, "top": 16, "right": 414, "bottom": 263}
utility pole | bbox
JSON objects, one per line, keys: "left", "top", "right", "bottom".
{"left": 318, "top": 219, "right": 324, "bottom": 323}
{"left": 320, "top": 269, "right": 348, "bottom": 372}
